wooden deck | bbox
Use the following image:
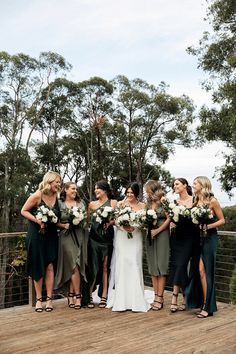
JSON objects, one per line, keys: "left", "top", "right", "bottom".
{"left": 0, "top": 291, "right": 236, "bottom": 354}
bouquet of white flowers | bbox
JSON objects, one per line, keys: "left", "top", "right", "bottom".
{"left": 69, "top": 206, "right": 87, "bottom": 227}
{"left": 191, "top": 204, "right": 214, "bottom": 236}
{"left": 162, "top": 199, "right": 191, "bottom": 223}
{"left": 93, "top": 206, "right": 116, "bottom": 236}
{"left": 115, "top": 206, "right": 141, "bottom": 239}
{"left": 138, "top": 208, "right": 158, "bottom": 245}
{"left": 35, "top": 205, "right": 58, "bottom": 233}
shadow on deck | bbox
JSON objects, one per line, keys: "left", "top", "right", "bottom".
{"left": 0, "top": 291, "right": 236, "bottom": 354}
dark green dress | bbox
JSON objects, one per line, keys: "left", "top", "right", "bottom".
{"left": 186, "top": 217, "right": 218, "bottom": 313}
{"left": 88, "top": 200, "right": 114, "bottom": 297}
{"left": 26, "top": 200, "right": 60, "bottom": 281}
{"left": 145, "top": 206, "right": 170, "bottom": 276}
{"left": 54, "top": 200, "right": 88, "bottom": 289}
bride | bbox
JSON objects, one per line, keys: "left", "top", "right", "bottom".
{"left": 107, "top": 182, "right": 150, "bottom": 312}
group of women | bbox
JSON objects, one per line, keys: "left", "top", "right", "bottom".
{"left": 21, "top": 171, "right": 225, "bottom": 318}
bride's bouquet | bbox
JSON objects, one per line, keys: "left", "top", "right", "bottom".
{"left": 191, "top": 204, "right": 214, "bottom": 237}
{"left": 115, "top": 206, "right": 140, "bottom": 239}
{"left": 35, "top": 205, "right": 58, "bottom": 233}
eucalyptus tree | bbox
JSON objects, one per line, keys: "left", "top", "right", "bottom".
{"left": 73, "top": 77, "right": 114, "bottom": 199}
{"left": 0, "top": 51, "right": 71, "bottom": 230}
{"left": 111, "top": 75, "right": 195, "bottom": 186}
{"left": 187, "top": 0, "right": 236, "bottom": 194}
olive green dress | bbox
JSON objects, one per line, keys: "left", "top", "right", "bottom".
{"left": 145, "top": 206, "right": 170, "bottom": 276}
{"left": 26, "top": 200, "right": 60, "bottom": 281}
{"left": 88, "top": 200, "right": 114, "bottom": 297}
{"left": 54, "top": 200, "right": 88, "bottom": 290}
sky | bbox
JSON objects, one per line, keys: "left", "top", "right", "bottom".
{"left": 0, "top": 0, "right": 235, "bottom": 205}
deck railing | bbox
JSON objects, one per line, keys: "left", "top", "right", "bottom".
{"left": 0, "top": 230, "right": 236, "bottom": 309}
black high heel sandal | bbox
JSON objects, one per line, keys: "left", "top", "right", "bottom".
{"left": 74, "top": 294, "right": 82, "bottom": 310}
{"left": 67, "top": 292, "right": 75, "bottom": 308}
{"left": 98, "top": 296, "right": 107, "bottom": 308}
{"left": 35, "top": 297, "right": 43, "bottom": 313}
{"left": 45, "top": 296, "right": 53, "bottom": 312}
{"left": 178, "top": 293, "right": 186, "bottom": 311}
{"left": 170, "top": 293, "right": 178, "bottom": 313}
{"left": 87, "top": 295, "right": 95, "bottom": 309}
{"left": 197, "top": 304, "right": 213, "bottom": 318}
{"left": 151, "top": 294, "right": 164, "bottom": 311}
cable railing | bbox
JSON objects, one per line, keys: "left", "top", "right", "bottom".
{"left": 0, "top": 230, "right": 236, "bottom": 310}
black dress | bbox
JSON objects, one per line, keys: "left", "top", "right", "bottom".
{"left": 87, "top": 200, "right": 114, "bottom": 297}
{"left": 168, "top": 210, "right": 200, "bottom": 291}
{"left": 26, "top": 200, "right": 60, "bottom": 281}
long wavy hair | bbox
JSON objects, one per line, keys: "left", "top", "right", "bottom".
{"left": 60, "top": 181, "right": 80, "bottom": 202}
{"left": 144, "top": 180, "right": 165, "bottom": 203}
{"left": 194, "top": 176, "right": 214, "bottom": 203}
{"left": 38, "top": 171, "right": 61, "bottom": 195}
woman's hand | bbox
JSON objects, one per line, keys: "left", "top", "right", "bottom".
{"left": 151, "top": 229, "right": 159, "bottom": 238}
{"left": 124, "top": 226, "right": 135, "bottom": 233}
{"left": 63, "top": 223, "right": 71, "bottom": 230}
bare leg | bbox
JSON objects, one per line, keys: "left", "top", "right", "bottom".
{"left": 197, "top": 257, "right": 210, "bottom": 317}
{"left": 71, "top": 266, "right": 81, "bottom": 307}
{"left": 170, "top": 285, "right": 179, "bottom": 312}
{"left": 99, "top": 256, "right": 108, "bottom": 308}
{"left": 152, "top": 275, "right": 166, "bottom": 310}
{"left": 33, "top": 278, "right": 43, "bottom": 311}
{"left": 45, "top": 263, "right": 54, "bottom": 311}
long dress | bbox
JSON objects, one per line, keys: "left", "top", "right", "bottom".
{"left": 168, "top": 209, "right": 200, "bottom": 291}
{"left": 107, "top": 224, "right": 150, "bottom": 312}
{"left": 54, "top": 200, "right": 88, "bottom": 290}
{"left": 87, "top": 199, "right": 114, "bottom": 298}
{"left": 26, "top": 199, "right": 60, "bottom": 281}
{"left": 186, "top": 218, "right": 218, "bottom": 313}
{"left": 145, "top": 206, "right": 170, "bottom": 276}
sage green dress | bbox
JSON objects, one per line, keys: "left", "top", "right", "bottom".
{"left": 88, "top": 200, "right": 114, "bottom": 297}
{"left": 54, "top": 200, "right": 88, "bottom": 289}
{"left": 26, "top": 200, "right": 60, "bottom": 281}
{"left": 145, "top": 206, "right": 170, "bottom": 276}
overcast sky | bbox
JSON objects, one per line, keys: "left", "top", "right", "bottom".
{"left": 1, "top": 0, "right": 234, "bottom": 205}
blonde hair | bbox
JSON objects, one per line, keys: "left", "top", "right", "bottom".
{"left": 194, "top": 176, "right": 214, "bottom": 203}
{"left": 38, "top": 171, "right": 61, "bottom": 195}
{"left": 144, "top": 180, "right": 165, "bottom": 203}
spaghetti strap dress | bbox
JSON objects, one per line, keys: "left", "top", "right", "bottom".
{"left": 186, "top": 217, "right": 218, "bottom": 313}
{"left": 54, "top": 200, "right": 88, "bottom": 289}
{"left": 145, "top": 206, "right": 170, "bottom": 276}
{"left": 87, "top": 199, "right": 114, "bottom": 298}
{"left": 168, "top": 207, "right": 200, "bottom": 291}
{"left": 26, "top": 199, "right": 60, "bottom": 281}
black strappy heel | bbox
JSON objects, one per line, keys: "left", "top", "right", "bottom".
{"left": 74, "top": 294, "right": 82, "bottom": 310}
{"left": 45, "top": 296, "right": 53, "bottom": 312}
{"left": 170, "top": 293, "right": 178, "bottom": 313}
{"left": 67, "top": 292, "right": 75, "bottom": 308}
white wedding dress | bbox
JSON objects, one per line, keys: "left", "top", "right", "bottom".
{"left": 107, "top": 226, "right": 150, "bottom": 312}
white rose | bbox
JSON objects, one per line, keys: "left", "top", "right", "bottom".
{"left": 36, "top": 212, "right": 43, "bottom": 220}
{"left": 101, "top": 211, "right": 108, "bottom": 218}
{"left": 52, "top": 216, "right": 58, "bottom": 223}
{"left": 42, "top": 216, "right": 48, "bottom": 222}
{"left": 73, "top": 218, "right": 80, "bottom": 225}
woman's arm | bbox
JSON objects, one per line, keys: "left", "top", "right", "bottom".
{"left": 21, "top": 191, "right": 42, "bottom": 225}
{"left": 207, "top": 198, "right": 225, "bottom": 230}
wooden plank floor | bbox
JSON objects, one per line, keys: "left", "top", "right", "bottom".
{"left": 0, "top": 291, "right": 236, "bottom": 354}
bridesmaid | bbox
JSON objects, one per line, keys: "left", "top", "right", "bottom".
{"left": 188, "top": 176, "right": 225, "bottom": 318}
{"left": 168, "top": 178, "right": 200, "bottom": 313}
{"left": 54, "top": 182, "right": 88, "bottom": 309}
{"left": 87, "top": 180, "right": 117, "bottom": 308}
{"left": 21, "top": 171, "right": 61, "bottom": 312}
{"left": 144, "top": 180, "right": 170, "bottom": 310}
